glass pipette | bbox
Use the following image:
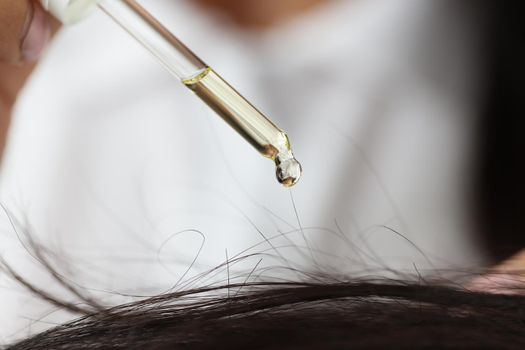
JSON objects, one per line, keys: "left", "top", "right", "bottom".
{"left": 92, "top": 0, "right": 303, "bottom": 187}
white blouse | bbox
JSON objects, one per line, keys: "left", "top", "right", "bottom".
{"left": 0, "top": 0, "right": 485, "bottom": 342}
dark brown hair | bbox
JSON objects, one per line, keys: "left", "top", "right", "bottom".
{"left": 7, "top": 280, "right": 525, "bottom": 350}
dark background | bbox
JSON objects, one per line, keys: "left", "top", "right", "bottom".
{"left": 478, "top": 2, "right": 525, "bottom": 261}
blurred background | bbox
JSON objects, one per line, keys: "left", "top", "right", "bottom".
{"left": 0, "top": 0, "right": 523, "bottom": 343}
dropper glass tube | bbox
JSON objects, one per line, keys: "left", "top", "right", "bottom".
{"left": 98, "top": 0, "right": 302, "bottom": 187}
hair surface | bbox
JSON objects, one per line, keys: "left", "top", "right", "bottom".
{"left": 7, "top": 280, "right": 525, "bottom": 350}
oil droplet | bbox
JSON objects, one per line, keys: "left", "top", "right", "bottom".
{"left": 275, "top": 150, "right": 302, "bottom": 187}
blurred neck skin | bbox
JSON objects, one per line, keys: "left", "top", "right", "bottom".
{"left": 194, "top": 0, "right": 328, "bottom": 28}
{"left": 469, "top": 249, "right": 525, "bottom": 294}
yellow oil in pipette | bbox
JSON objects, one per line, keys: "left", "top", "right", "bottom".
{"left": 183, "top": 68, "right": 302, "bottom": 187}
